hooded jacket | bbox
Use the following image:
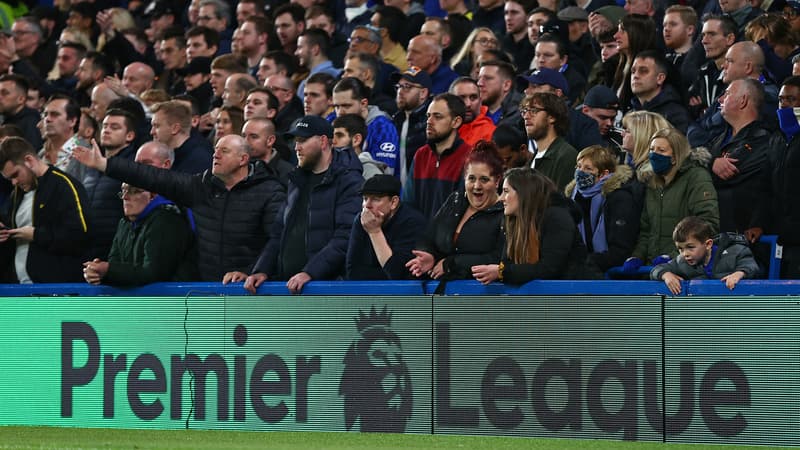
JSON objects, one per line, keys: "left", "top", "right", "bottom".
{"left": 105, "top": 158, "right": 286, "bottom": 281}
{"left": 650, "top": 232, "right": 760, "bottom": 281}
{"left": 631, "top": 85, "right": 690, "bottom": 133}
{"left": 565, "top": 164, "right": 646, "bottom": 271}
{"left": 633, "top": 147, "right": 720, "bottom": 261}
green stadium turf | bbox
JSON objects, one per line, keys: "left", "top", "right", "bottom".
{"left": 0, "top": 427, "right": 795, "bottom": 450}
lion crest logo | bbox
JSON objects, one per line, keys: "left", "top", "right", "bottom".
{"left": 339, "top": 306, "right": 412, "bottom": 432}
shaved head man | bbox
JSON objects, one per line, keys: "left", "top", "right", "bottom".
{"left": 122, "top": 63, "right": 156, "bottom": 96}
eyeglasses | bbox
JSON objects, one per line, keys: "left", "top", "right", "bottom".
{"left": 520, "top": 106, "right": 546, "bottom": 116}
{"left": 784, "top": 9, "right": 799, "bottom": 18}
{"left": 117, "top": 187, "right": 145, "bottom": 199}
{"left": 475, "top": 37, "right": 498, "bottom": 46}
{"left": 12, "top": 30, "right": 36, "bottom": 37}
{"left": 267, "top": 85, "right": 290, "bottom": 93}
{"left": 348, "top": 36, "right": 376, "bottom": 45}
{"left": 395, "top": 83, "right": 422, "bottom": 91}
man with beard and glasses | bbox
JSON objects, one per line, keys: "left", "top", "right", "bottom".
{"left": 235, "top": 115, "right": 363, "bottom": 295}
{"left": 522, "top": 92, "right": 577, "bottom": 190}
{"left": 401, "top": 93, "right": 472, "bottom": 218}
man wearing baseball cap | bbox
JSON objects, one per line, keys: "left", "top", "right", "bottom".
{"left": 582, "top": 85, "right": 622, "bottom": 152}
{"left": 346, "top": 174, "right": 427, "bottom": 280}
{"left": 391, "top": 66, "right": 433, "bottom": 188}
{"left": 243, "top": 115, "right": 363, "bottom": 294}
{"left": 518, "top": 68, "right": 603, "bottom": 151}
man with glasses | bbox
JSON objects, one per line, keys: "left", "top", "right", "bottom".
{"left": 265, "top": 73, "right": 304, "bottom": 135}
{"left": 81, "top": 180, "right": 196, "bottom": 286}
{"left": 11, "top": 16, "right": 55, "bottom": 78}
{"left": 348, "top": 25, "right": 399, "bottom": 98}
{"left": 197, "top": 0, "right": 232, "bottom": 54}
{"left": 521, "top": 92, "right": 577, "bottom": 190}
{"left": 391, "top": 67, "right": 432, "bottom": 188}
{"left": 785, "top": 1, "right": 800, "bottom": 33}
{"left": 73, "top": 133, "right": 287, "bottom": 283}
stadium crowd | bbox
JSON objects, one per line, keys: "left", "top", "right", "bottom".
{"left": 0, "top": 0, "right": 798, "bottom": 292}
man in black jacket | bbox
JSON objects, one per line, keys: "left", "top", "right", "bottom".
{"left": 0, "top": 137, "right": 90, "bottom": 283}
{"left": 0, "top": 74, "right": 44, "bottom": 150}
{"left": 346, "top": 175, "right": 427, "bottom": 280}
{"left": 72, "top": 134, "right": 287, "bottom": 282}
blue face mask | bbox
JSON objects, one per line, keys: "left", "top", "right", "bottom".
{"left": 649, "top": 151, "right": 673, "bottom": 175}
{"left": 574, "top": 169, "right": 596, "bottom": 189}
{"left": 777, "top": 106, "right": 800, "bottom": 139}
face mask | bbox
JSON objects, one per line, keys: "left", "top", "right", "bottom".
{"left": 574, "top": 169, "right": 596, "bottom": 189}
{"left": 777, "top": 106, "right": 800, "bottom": 139}
{"left": 649, "top": 151, "right": 673, "bottom": 175}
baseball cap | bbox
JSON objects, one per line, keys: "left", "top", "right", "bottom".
{"left": 594, "top": 6, "right": 625, "bottom": 27}
{"left": 390, "top": 66, "right": 433, "bottom": 91}
{"left": 176, "top": 57, "right": 212, "bottom": 76}
{"left": 787, "top": 0, "right": 800, "bottom": 13}
{"left": 583, "top": 85, "right": 619, "bottom": 109}
{"left": 285, "top": 115, "right": 334, "bottom": 139}
{"left": 360, "top": 174, "right": 401, "bottom": 197}
{"left": 517, "top": 68, "right": 569, "bottom": 95}
{"left": 146, "top": 0, "right": 177, "bottom": 19}
{"left": 558, "top": 6, "right": 589, "bottom": 22}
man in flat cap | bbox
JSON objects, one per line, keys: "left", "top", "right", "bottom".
{"left": 346, "top": 174, "right": 427, "bottom": 280}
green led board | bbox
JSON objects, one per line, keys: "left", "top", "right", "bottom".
{"left": 663, "top": 297, "right": 800, "bottom": 445}
{"left": 433, "top": 295, "right": 663, "bottom": 441}
{"left": 0, "top": 296, "right": 432, "bottom": 433}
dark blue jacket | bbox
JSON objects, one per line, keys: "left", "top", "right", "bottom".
{"left": 82, "top": 143, "right": 137, "bottom": 259}
{"left": 172, "top": 133, "right": 213, "bottom": 174}
{"left": 346, "top": 204, "right": 428, "bottom": 280}
{"left": 256, "top": 148, "right": 363, "bottom": 280}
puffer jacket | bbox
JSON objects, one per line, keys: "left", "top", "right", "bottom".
{"left": 256, "top": 148, "right": 363, "bottom": 280}
{"left": 633, "top": 147, "right": 720, "bottom": 261}
{"left": 650, "top": 232, "right": 760, "bottom": 281}
{"left": 565, "top": 165, "right": 645, "bottom": 271}
{"left": 105, "top": 158, "right": 286, "bottom": 281}
{"left": 416, "top": 191, "right": 505, "bottom": 280}
{"left": 82, "top": 143, "right": 137, "bottom": 259}
{"left": 630, "top": 85, "right": 690, "bottom": 133}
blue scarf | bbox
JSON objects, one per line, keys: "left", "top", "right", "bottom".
{"left": 131, "top": 195, "right": 174, "bottom": 230}
{"left": 574, "top": 174, "right": 609, "bottom": 253}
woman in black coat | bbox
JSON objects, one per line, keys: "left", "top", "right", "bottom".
{"left": 472, "top": 168, "right": 588, "bottom": 284}
{"left": 406, "top": 141, "right": 505, "bottom": 280}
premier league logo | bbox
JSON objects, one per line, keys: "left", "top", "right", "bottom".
{"left": 339, "top": 306, "right": 412, "bottom": 432}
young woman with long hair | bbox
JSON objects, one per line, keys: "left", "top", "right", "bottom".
{"left": 472, "top": 168, "right": 588, "bottom": 284}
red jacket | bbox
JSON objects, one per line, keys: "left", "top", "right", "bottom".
{"left": 458, "top": 106, "right": 496, "bottom": 146}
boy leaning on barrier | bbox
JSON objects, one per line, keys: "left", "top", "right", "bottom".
{"left": 650, "top": 216, "right": 759, "bottom": 295}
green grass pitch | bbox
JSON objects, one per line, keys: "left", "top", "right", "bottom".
{"left": 0, "top": 426, "right": 795, "bottom": 450}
